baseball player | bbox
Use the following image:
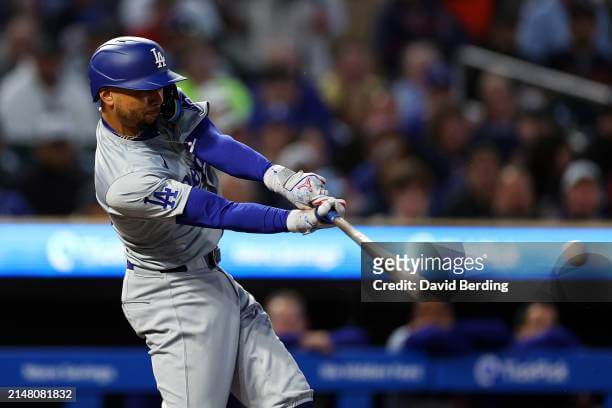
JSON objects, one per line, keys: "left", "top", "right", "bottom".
{"left": 89, "top": 37, "right": 345, "bottom": 408}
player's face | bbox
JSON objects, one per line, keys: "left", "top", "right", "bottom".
{"left": 109, "top": 88, "right": 164, "bottom": 129}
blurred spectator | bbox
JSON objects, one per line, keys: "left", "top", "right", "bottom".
{"left": 265, "top": 289, "right": 308, "bottom": 343}
{"left": 383, "top": 159, "right": 433, "bottom": 219}
{"left": 424, "top": 62, "right": 454, "bottom": 123}
{"left": 525, "top": 132, "right": 572, "bottom": 212}
{"left": 506, "top": 303, "right": 582, "bottom": 407}
{"left": 236, "top": 0, "right": 348, "bottom": 77}
{"left": 123, "top": 0, "right": 175, "bottom": 45}
{"left": 350, "top": 132, "right": 410, "bottom": 215}
{"left": 249, "top": 62, "right": 332, "bottom": 146}
{"left": 587, "top": 107, "right": 612, "bottom": 213}
{"left": 37, "top": 0, "right": 117, "bottom": 34}
{"left": 492, "top": 165, "right": 537, "bottom": 218}
{"left": 561, "top": 159, "right": 604, "bottom": 219}
{"left": 517, "top": 108, "right": 556, "bottom": 147}
{"left": 388, "top": 302, "right": 511, "bottom": 355}
{"left": 485, "top": 3, "right": 520, "bottom": 56}
{"left": 546, "top": 1, "right": 612, "bottom": 84}
{"left": 256, "top": 113, "right": 295, "bottom": 169}
{"left": 120, "top": 0, "right": 223, "bottom": 44}
{"left": 0, "top": 14, "right": 38, "bottom": 76}
{"left": 516, "top": 0, "right": 612, "bottom": 63}
{"left": 319, "top": 38, "right": 383, "bottom": 129}
{"left": 265, "top": 289, "right": 368, "bottom": 354}
{"left": 346, "top": 88, "right": 403, "bottom": 213}
{"left": 385, "top": 302, "right": 463, "bottom": 408}
{"left": 179, "top": 40, "right": 253, "bottom": 135}
{"left": 587, "top": 107, "right": 612, "bottom": 176}
{"left": 446, "top": 145, "right": 501, "bottom": 217}
{"left": 473, "top": 73, "right": 519, "bottom": 159}
{"left": 361, "top": 88, "right": 402, "bottom": 139}
{"left": 420, "top": 104, "right": 473, "bottom": 208}
{"left": 512, "top": 303, "right": 580, "bottom": 350}
{"left": 387, "top": 302, "right": 456, "bottom": 353}
{"left": 0, "top": 34, "right": 97, "bottom": 146}
{"left": 16, "top": 136, "right": 90, "bottom": 215}
{"left": 428, "top": 104, "right": 472, "bottom": 161}
{"left": 374, "top": 0, "right": 465, "bottom": 77}
{"left": 391, "top": 42, "right": 441, "bottom": 137}
{"left": 387, "top": 307, "right": 511, "bottom": 408}
{"left": 390, "top": 44, "right": 456, "bottom": 140}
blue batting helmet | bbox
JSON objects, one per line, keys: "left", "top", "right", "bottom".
{"left": 88, "top": 36, "right": 186, "bottom": 102}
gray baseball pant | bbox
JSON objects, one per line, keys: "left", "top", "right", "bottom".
{"left": 121, "top": 263, "right": 313, "bottom": 407}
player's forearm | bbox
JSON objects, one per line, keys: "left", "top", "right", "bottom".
{"left": 176, "top": 187, "right": 342, "bottom": 234}
{"left": 188, "top": 118, "right": 271, "bottom": 181}
{"left": 176, "top": 187, "right": 289, "bottom": 233}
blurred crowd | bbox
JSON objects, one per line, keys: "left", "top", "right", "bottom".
{"left": 264, "top": 293, "right": 579, "bottom": 355}
{"left": 263, "top": 294, "right": 584, "bottom": 408}
{"left": 0, "top": 0, "right": 611, "bottom": 220}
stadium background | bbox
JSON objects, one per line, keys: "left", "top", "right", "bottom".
{"left": 1, "top": 0, "right": 612, "bottom": 406}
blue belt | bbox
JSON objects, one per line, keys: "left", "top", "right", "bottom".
{"left": 126, "top": 247, "right": 221, "bottom": 273}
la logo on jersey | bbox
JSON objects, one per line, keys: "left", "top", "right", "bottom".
{"left": 150, "top": 48, "right": 166, "bottom": 68}
{"left": 144, "top": 187, "right": 177, "bottom": 209}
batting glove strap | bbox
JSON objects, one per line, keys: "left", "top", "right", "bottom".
{"left": 286, "top": 209, "right": 316, "bottom": 233}
{"left": 263, "top": 164, "right": 328, "bottom": 209}
{"left": 286, "top": 198, "right": 345, "bottom": 233}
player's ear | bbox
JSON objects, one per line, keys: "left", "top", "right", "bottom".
{"left": 99, "top": 88, "right": 114, "bottom": 108}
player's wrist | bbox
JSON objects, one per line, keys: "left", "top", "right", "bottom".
{"left": 286, "top": 209, "right": 314, "bottom": 233}
{"left": 263, "top": 164, "right": 295, "bottom": 193}
{"left": 286, "top": 199, "right": 344, "bottom": 233}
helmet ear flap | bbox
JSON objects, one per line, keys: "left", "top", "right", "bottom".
{"left": 161, "top": 84, "right": 182, "bottom": 122}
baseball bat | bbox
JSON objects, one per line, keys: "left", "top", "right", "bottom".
{"left": 324, "top": 210, "right": 420, "bottom": 300}
{"left": 324, "top": 210, "right": 372, "bottom": 245}
{"left": 324, "top": 210, "right": 397, "bottom": 265}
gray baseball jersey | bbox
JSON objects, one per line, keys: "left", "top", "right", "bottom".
{"left": 94, "top": 101, "right": 222, "bottom": 270}
{"left": 97, "top": 97, "right": 313, "bottom": 408}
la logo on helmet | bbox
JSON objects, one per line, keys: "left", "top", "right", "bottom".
{"left": 150, "top": 48, "right": 166, "bottom": 68}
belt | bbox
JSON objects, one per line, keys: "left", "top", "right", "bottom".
{"left": 126, "top": 247, "right": 221, "bottom": 273}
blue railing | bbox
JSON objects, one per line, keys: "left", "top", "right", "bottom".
{"left": 1, "top": 347, "right": 612, "bottom": 407}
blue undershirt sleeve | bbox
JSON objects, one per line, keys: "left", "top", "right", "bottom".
{"left": 189, "top": 117, "right": 272, "bottom": 181}
{"left": 176, "top": 186, "right": 289, "bottom": 233}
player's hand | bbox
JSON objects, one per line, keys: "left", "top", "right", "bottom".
{"left": 286, "top": 197, "right": 346, "bottom": 233}
{"left": 263, "top": 165, "right": 328, "bottom": 209}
